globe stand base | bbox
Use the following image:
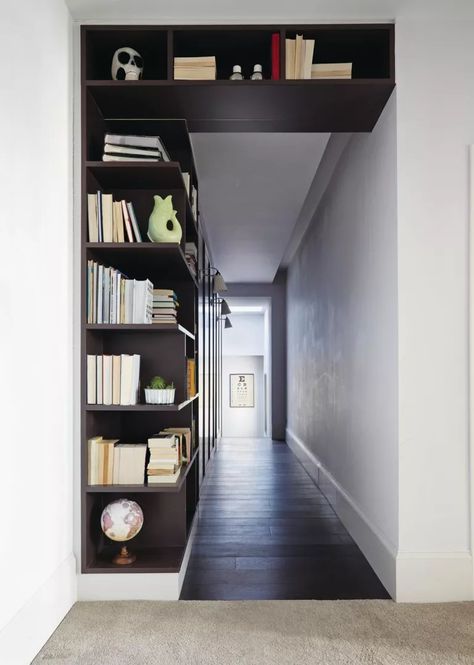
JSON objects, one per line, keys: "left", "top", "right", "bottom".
{"left": 113, "top": 546, "right": 136, "bottom": 565}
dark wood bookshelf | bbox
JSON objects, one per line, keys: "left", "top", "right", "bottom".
{"left": 86, "top": 323, "right": 195, "bottom": 339}
{"left": 82, "top": 24, "right": 394, "bottom": 132}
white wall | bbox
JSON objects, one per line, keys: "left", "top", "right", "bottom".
{"left": 223, "top": 312, "right": 266, "bottom": 437}
{"left": 223, "top": 356, "right": 265, "bottom": 437}
{"left": 286, "top": 93, "right": 399, "bottom": 597}
{"left": 0, "top": 1, "right": 75, "bottom": 662}
{"left": 223, "top": 312, "right": 265, "bottom": 356}
{"left": 395, "top": 16, "right": 474, "bottom": 601}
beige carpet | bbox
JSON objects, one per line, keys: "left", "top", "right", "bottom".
{"left": 33, "top": 600, "right": 474, "bottom": 664}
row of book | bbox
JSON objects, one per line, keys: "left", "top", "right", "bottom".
{"left": 87, "top": 354, "right": 140, "bottom": 405}
{"left": 285, "top": 35, "right": 352, "bottom": 79}
{"left": 88, "top": 192, "right": 142, "bottom": 242}
{"left": 88, "top": 428, "right": 192, "bottom": 486}
{"left": 152, "top": 288, "right": 179, "bottom": 324}
{"left": 182, "top": 173, "right": 198, "bottom": 220}
{"left": 102, "top": 133, "right": 171, "bottom": 163}
{"left": 88, "top": 436, "right": 146, "bottom": 485}
{"left": 87, "top": 261, "right": 153, "bottom": 324}
{"left": 185, "top": 242, "right": 197, "bottom": 277}
{"left": 174, "top": 56, "right": 216, "bottom": 80}
{"left": 147, "top": 430, "right": 191, "bottom": 484}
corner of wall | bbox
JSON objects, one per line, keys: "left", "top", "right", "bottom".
{"left": 0, "top": 554, "right": 77, "bottom": 665}
{"left": 395, "top": 552, "right": 473, "bottom": 603}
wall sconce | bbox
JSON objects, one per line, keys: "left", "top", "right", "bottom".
{"left": 217, "top": 298, "right": 231, "bottom": 315}
{"left": 199, "top": 267, "right": 228, "bottom": 294}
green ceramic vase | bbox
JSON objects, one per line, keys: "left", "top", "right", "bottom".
{"left": 147, "top": 195, "right": 182, "bottom": 243}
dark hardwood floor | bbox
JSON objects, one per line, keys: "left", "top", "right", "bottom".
{"left": 180, "top": 438, "right": 390, "bottom": 600}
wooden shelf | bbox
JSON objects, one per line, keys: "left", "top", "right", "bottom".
{"left": 85, "top": 243, "right": 198, "bottom": 287}
{"left": 86, "top": 78, "right": 394, "bottom": 132}
{"left": 86, "top": 323, "right": 195, "bottom": 340}
{"left": 86, "top": 394, "right": 199, "bottom": 412}
{"left": 85, "top": 449, "right": 199, "bottom": 494}
{"left": 85, "top": 546, "right": 185, "bottom": 574}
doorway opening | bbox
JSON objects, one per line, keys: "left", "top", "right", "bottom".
{"left": 221, "top": 297, "right": 272, "bottom": 438}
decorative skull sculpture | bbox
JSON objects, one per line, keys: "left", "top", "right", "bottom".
{"left": 111, "top": 47, "right": 144, "bottom": 80}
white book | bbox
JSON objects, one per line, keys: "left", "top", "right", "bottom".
{"left": 116, "top": 272, "right": 122, "bottom": 324}
{"left": 303, "top": 39, "right": 315, "bottom": 79}
{"left": 112, "top": 446, "right": 121, "bottom": 484}
{"left": 126, "top": 202, "right": 142, "bottom": 242}
{"left": 132, "top": 279, "right": 153, "bottom": 324}
{"left": 102, "top": 194, "right": 113, "bottom": 242}
{"left": 120, "top": 354, "right": 133, "bottom": 405}
{"left": 87, "top": 355, "right": 97, "bottom": 404}
{"left": 147, "top": 469, "right": 181, "bottom": 484}
{"left": 87, "top": 194, "right": 98, "bottom": 242}
{"left": 103, "top": 355, "right": 113, "bottom": 405}
{"left": 113, "top": 201, "right": 125, "bottom": 243}
{"left": 104, "top": 143, "right": 162, "bottom": 158}
{"left": 116, "top": 444, "right": 147, "bottom": 484}
{"left": 110, "top": 269, "right": 116, "bottom": 324}
{"left": 311, "top": 62, "right": 352, "bottom": 79}
{"left": 92, "top": 261, "right": 98, "bottom": 324}
{"left": 130, "top": 354, "right": 141, "bottom": 405}
{"left": 124, "top": 279, "right": 133, "bottom": 324}
{"left": 96, "top": 355, "right": 103, "bottom": 404}
{"left": 103, "top": 267, "right": 110, "bottom": 323}
{"left": 112, "top": 355, "right": 121, "bottom": 405}
{"left": 102, "top": 154, "right": 159, "bottom": 162}
{"left": 88, "top": 436, "right": 103, "bottom": 485}
{"left": 97, "top": 264, "right": 104, "bottom": 324}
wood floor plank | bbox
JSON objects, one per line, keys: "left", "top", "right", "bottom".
{"left": 180, "top": 438, "right": 390, "bottom": 600}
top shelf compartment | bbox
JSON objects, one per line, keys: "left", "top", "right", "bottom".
{"left": 82, "top": 24, "right": 394, "bottom": 82}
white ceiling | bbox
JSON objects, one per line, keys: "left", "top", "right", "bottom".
{"left": 191, "top": 133, "right": 329, "bottom": 283}
{"left": 66, "top": 0, "right": 469, "bottom": 21}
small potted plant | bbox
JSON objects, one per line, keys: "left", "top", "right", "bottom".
{"left": 145, "top": 376, "right": 175, "bottom": 405}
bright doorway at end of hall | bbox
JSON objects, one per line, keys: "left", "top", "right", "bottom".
{"left": 222, "top": 298, "right": 271, "bottom": 438}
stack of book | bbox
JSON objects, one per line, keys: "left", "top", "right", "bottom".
{"left": 87, "top": 261, "right": 153, "bottom": 324}
{"left": 87, "top": 354, "right": 141, "bottom": 405}
{"left": 285, "top": 35, "right": 315, "bottom": 79}
{"left": 87, "top": 192, "right": 143, "bottom": 242}
{"left": 88, "top": 436, "right": 147, "bottom": 485}
{"left": 161, "top": 427, "right": 192, "bottom": 463}
{"left": 174, "top": 56, "right": 216, "bottom": 80}
{"left": 152, "top": 289, "right": 179, "bottom": 324}
{"left": 147, "top": 432, "right": 182, "bottom": 484}
{"left": 311, "top": 63, "right": 352, "bottom": 79}
{"left": 102, "top": 133, "right": 171, "bottom": 162}
{"left": 185, "top": 242, "right": 197, "bottom": 277}
{"left": 186, "top": 358, "right": 197, "bottom": 399}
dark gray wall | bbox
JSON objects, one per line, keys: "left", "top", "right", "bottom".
{"left": 226, "top": 272, "right": 287, "bottom": 440}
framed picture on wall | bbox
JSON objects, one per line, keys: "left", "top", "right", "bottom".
{"left": 230, "top": 373, "right": 255, "bottom": 408}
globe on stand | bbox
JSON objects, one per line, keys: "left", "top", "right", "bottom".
{"left": 100, "top": 498, "right": 144, "bottom": 565}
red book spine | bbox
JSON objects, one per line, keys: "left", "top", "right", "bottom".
{"left": 271, "top": 33, "right": 280, "bottom": 80}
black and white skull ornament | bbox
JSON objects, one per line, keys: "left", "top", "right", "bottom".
{"left": 111, "top": 47, "right": 144, "bottom": 80}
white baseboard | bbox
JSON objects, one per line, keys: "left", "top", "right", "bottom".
{"left": 0, "top": 553, "right": 77, "bottom": 665}
{"left": 286, "top": 428, "right": 397, "bottom": 598}
{"left": 78, "top": 518, "right": 198, "bottom": 601}
{"left": 396, "top": 551, "right": 473, "bottom": 602}
{"left": 286, "top": 428, "right": 474, "bottom": 602}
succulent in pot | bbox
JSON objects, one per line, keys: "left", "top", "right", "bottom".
{"left": 145, "top": 376, "right": 175, "bottom": 405}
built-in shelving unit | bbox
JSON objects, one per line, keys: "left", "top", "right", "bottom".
{"left": 80, "top": 22, "right": 395, "bottom": 577}
{"left": 82, "top": 24, "right": 395, "bottom": 131}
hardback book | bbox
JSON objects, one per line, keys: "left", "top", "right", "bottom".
{"left": 87, "top": 194, "right": 98, "bottom": 242}
{"left": 126, "top": 202, "right": 142, "bottom": 242}
{"left": 87, "top": 355, "right": 97, "bottom": 404}
{"left": 112, "top": 201, "right": 125, "bottom": 242}
{"left": 271, "top": 32, "right": 280, "bottom": 80}
{"left": 112, "top": 355, "right": 121, "bottom": 405}
{"left": 294, "top": 34, "right": 304, "bottom": 79}
{"left": 121, "top": 200, "right": 135, "bottom": 242}
{"left": 113, "top": 444, "right": 147, "bottom": 484}
{"left": 104, "top": 143, "right": 161, "bottom": 158}
{"left": 311, "top": 63, "right": 352, "bottom": 79}
{"left": 88, "top": 436, "right": 119, "bottom": 485}
{"left": 102, "top": 194, "right": 113, "bottom": 242}
{"left": 96, "top": 355, "right": 103, "bottom": 404}
{"left": 119, "top": 354, "right": 133, "bottom": 405}
{"left": 147, "top": 468, "right": 181, "bottom": 484}
{"left": 285, "top": 39, "right": 295, "bottom": 79}
{"left": 163, "top": 427, "right": 192, "bottom": 462}
{"left": 303, "top": 39, "right": 315, "bottom": 79}
{"left": 102, "top": 355, "right": 113, "bottom": 405}
{"left": 103, "top": 154, "right": 158, "bottom": 162}
{"left": 174, "top": 56, "right": 216, "bottom": 80}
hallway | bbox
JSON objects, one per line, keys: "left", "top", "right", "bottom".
{"left": 180, "top": 439, "right": 390, "bottom": 600}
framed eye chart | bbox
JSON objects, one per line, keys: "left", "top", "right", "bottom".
{"left": 230, "top": 374, "right": 255, "bottom": 408}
